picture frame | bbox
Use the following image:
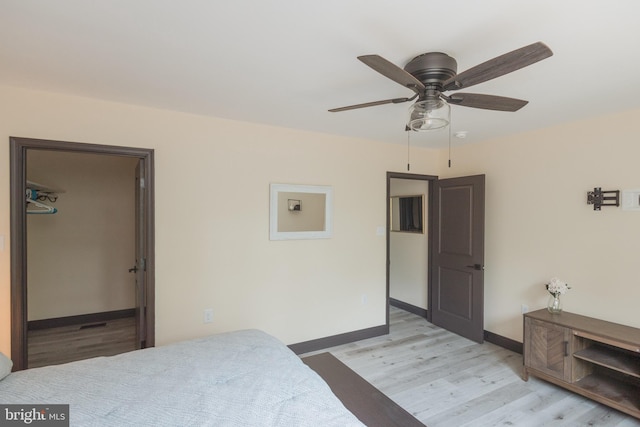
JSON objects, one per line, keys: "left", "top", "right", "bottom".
{"left": 269, "top": 183, "right": 333, "bottom": 240}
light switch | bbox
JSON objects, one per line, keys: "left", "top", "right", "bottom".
{"left": 0, "top": 235, "right": 4, "bottom": 251}
{"left": 622, "top": 189, "right": 640, "bottom": 211}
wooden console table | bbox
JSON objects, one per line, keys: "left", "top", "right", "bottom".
{"left": 523, "top": 309, "right": 640, "bottom": 419}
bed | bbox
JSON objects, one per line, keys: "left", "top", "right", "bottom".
{"left": 0, "top": 329, "right": 364, "bottom": 426}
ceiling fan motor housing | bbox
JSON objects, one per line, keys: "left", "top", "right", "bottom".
{"left": 404, "top": 52, "right": 457, "bottom": 87}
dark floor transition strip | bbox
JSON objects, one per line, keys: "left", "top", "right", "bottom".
{"left": 302, "top": 352, "right": 425, "bottom": 427}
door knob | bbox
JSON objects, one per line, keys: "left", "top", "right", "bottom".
{"left": 466, "top": 264, "right": 484, "bottom": 271}
{"left": 128, "top": 265, "right": 138, "bottom": 273}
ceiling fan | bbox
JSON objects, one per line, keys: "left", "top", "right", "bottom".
{"left": 329, "top": 42, "right": 553, "bottom": 131}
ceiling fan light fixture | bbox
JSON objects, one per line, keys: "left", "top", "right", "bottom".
{"left": 408, "top": 99, "right": 450, "bottom": 131}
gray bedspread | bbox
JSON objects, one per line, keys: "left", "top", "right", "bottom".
{"left": 0, "top": 330, "right": 364, "bottom": 426}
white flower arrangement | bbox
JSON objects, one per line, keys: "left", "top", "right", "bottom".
{"left": 546, "top": 277, "right": 571, "bottom": 297}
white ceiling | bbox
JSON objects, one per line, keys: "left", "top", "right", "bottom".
{"left": 2, "top": 1, "right": 640, "bottom": 148}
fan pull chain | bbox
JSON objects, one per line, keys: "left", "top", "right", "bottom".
{"left": 407, "top": 130, "right": 411, "bottom": 171}
{"left": 448, "top": 112, "right": 452, "bottom": 168}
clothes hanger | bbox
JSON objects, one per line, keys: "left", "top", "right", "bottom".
{"left": 26, "top": 198, "right": 58, "bottom": 214}
{"left": 26, "top": 188, "right": 58, "bottom": 214}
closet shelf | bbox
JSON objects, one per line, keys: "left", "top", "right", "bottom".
{"left": 26, "top": 180, "right": 65, "bottom": 194}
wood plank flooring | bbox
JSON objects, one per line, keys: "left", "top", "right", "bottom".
{"left": 28, "top": 316, "right": 137, "bottom": 368}
{"left": 303, "top": 307, "right": 640, "bottom": 427}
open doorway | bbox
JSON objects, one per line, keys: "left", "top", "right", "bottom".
{"left": 26, "top": 150, "right": 138, "bottom": 367}
{"left": 386, "top": 172, "right": 436, "bottom": 322}
{"left": 386, "top": 171, "right": 486, "bottom": 343}
{"left": 10, "top": 137, "right": 155, "bottom": 371}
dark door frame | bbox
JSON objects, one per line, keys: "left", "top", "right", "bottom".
{"left": 386, "top": 171, "right": 437, "bottom": 326}
{"left": 9, "top": 136, "right": 156, "bottom": 371}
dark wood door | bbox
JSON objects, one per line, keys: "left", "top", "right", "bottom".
{"left": 134, "top": 160, "right": 147, "bottom": 349}
{"left": 430, "top": 175, "right": 485, "bottom": 343}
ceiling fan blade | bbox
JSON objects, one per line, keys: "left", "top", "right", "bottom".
{"left": 443, "top": 42, "right": 553, "bottom": 91}
{"left": 358, "top": 55, "right": 425, "bottom": 93}
{"left": 329, "top": 96, "right": 414, "bottom": 112}
{"left": 446, "top": 93, "right": 528, "bottom": 111}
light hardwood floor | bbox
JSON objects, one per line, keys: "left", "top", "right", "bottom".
{"left": 28, "top": 317, "right": 137, "bottom": 368}
{"left": 304, "top": 307, "right": 640, "bottom": 427}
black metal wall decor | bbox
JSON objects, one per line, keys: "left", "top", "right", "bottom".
{"left": 587, "top": 187, "right": 620, "bottom": 211}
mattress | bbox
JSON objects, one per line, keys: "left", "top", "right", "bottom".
{"left": 0, "top": 329, "right": 364, "bottom": 426}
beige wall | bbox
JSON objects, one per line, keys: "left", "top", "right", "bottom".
{"left": 389, "top": 179, "right": 429, "bottom": 309}
{"left": 2, "top": 84, "right": 638, "bottom": 355}
{"left": 0, "top": 85, "right": 442, "bottom": 355}
{"left": 26, "top": 151, "right": 137, "bottom": 320}
{"left": 444, "top": 109, "right": 640, "bottom": 341}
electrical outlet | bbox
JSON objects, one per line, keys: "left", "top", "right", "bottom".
{"left": 203, "top": 308, "right": 213, "bottom": 323}
{"left": 521, "top": 304, "right": 529, "bottom": 314}
{"left": 361, "top": 294, "right": 368, "bottom": 305}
